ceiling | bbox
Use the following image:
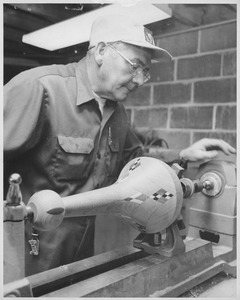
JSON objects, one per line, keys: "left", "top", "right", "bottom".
{"left": 4, "top": 4, "right": 106, "bottom": 64}
{"left": 4, "top": 3, "right": 236, "bottom": 83}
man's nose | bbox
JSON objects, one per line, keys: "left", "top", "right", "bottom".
{"left": 131, "top": 73, "right": 145, "bottom": 86}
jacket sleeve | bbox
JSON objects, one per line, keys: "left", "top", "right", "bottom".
{"left": 145, "top": 148, "right": 182, "bottom": 165}
{"left": 4, "top": 71, "right": 46, "bottom": 160}
{"left": 121, "top": 124, "right": 182, "bottom": 167}
{"left": 121, "top": 126, "right": 144, "bottom": 169}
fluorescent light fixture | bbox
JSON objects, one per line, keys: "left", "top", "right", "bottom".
{"left": 22, "top": 3, "right": 171, "bottom": 51}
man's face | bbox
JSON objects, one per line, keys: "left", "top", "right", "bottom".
{"left": 99, "top": 43, "right": 152, "bottom": 101}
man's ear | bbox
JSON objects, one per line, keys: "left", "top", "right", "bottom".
{"left": 94, "top": 42, "right": 108, "bottom": 65}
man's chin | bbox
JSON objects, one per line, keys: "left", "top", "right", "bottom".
{"left": 116, "top": 95, "right": 128, "bottom": 102}
{"left": 103, "top": 93, "right": 127, "bottom": 102}
{"left": 114, "top": 87, "right": 132, "bottom": 101}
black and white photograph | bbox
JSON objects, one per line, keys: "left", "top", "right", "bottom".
{"left": 3, "top": 1, "right": 238, "bottom": 298}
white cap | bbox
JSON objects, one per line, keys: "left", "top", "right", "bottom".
{"left": 89, "top": 14, "right": 172, "bottom": 62}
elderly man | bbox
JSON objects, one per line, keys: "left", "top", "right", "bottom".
{"left": 4, "top": 14, "right": 235, "bottom": 276}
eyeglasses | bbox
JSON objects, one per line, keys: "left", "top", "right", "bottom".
{"left": 107, "top": 43, "right": 151, "bottom": 83}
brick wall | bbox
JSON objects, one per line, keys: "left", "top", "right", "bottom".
{"left": 126, "top": 20, "right": 236, "bottom": 149}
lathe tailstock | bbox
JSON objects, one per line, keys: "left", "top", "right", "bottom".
{"left": 3, "top": 154, "right": 236, "bottom": 297}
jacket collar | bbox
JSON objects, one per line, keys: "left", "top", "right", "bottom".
{"left": 75, "top": 57, "right": 95, "bottom": 106}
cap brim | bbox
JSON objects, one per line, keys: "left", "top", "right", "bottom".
{"left": 122, "top": 40, "right": 172, "bottom": 62}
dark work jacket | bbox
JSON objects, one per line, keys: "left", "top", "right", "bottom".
{"left": 4, "top": 58, "right": 143, "bottom": 276}
{"left": 4, "top": 57, "right": 180, "bottom": 276}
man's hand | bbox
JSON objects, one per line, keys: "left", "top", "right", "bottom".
{"left": 179, "top": 138, "right": 236, "bottom": 162}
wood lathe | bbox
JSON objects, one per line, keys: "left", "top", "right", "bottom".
{"left": 3, "top": 154, "right": 236, "bottom": 297}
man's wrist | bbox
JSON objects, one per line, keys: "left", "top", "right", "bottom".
{"left": 179, "top": 156, "right": 188, "bottom": 169}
